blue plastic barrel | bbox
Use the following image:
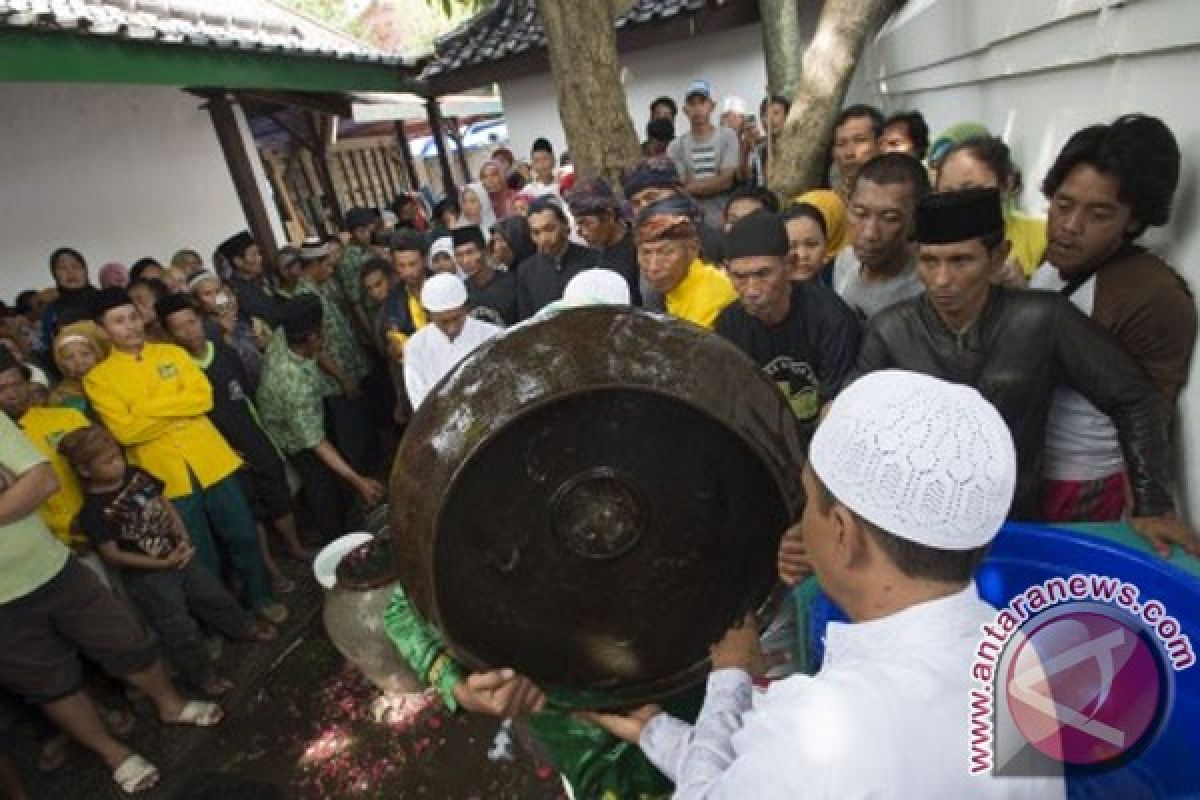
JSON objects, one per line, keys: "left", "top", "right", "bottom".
{"left": 796, "top": 522, "right": 1200, "bottom": 799}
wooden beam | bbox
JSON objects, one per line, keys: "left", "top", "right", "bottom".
{"left": 307, "top": 111, "right": 346, "bottom": 229}
{"left": 448, "top": 116, "right": 471, "bottom": 182}
{"left": 206, "top": 93, "right": 278, "bottom": 263}
{"left": 425, "top": 98, "right": 457, "bottom": 197}
{"left": 395, "top": 121, "right": 421, "bottom": 191}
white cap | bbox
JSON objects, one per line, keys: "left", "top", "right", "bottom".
{"left": 563, "top": 269, "right": 630, "bottom": 306}
{"left": 186, "top": 270, "right": 220, "bottom": 292}
{"left": 430, "top": 236, "right": 455, "bottom": 262}
{"left": 721, "top": 95, "right": 746, "bottom": 115}
{"left": 810, "top": 370, "right": 1016, "bottom": 550}
{"left": 420, "top": 273, "right": 467, "bottom": 313}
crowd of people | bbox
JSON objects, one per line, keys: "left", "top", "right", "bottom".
{"left": 0, "top": 74, "right": 1195, "bottom": 797}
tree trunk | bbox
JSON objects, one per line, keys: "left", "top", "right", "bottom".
{"left": 536, "top": 0, "right": 641, "bottom": 191}
{"left": 759, "top": 0, "right": 804, "bottom": 98}
{"left": 769, "top": 0, "right": 897, "bottom": 198}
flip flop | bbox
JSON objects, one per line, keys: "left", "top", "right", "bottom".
{"left": 112, "top": 753, "right": 159, "bottom": 794}
{"left": 160, "top": 700, "right": 224, "bottom": 727}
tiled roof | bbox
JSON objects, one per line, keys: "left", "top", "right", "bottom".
{"left": 0, "top": 0, "right": 410, "bottom": 66}
{"left": 421, "top": 0, "right": 707, "bottom": 80}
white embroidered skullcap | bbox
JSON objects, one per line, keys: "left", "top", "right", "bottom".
{"left": 810, "top": 370, "right": 1016, "bottom": 550}
{"left": 563, "top": 269, "right": 630, "bottom": 306}
{"left": 186, "top": 270, "right": 220, "bottom": 292}
{"left": 420, "top": 273, "right": 467, "bottom": 313}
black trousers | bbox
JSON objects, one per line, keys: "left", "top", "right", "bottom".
{"left": 290, "top": 448, "right": 353, "bottom": 544}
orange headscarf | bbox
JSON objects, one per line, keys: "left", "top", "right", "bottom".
{"left": 792, "top": 189, "right": 848, "bottom": 261}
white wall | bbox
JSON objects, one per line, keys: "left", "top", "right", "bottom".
{"left": 498, "top": 23, "right": 769, "bottom": 161}
{"left": 0, "top": 84, "right": 268, "bottom": 298}
{"left": 845, "top": 0, "right": 1200, "bottom": 519}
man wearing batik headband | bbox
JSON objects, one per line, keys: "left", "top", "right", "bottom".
{"left": 635, "top": 197, "right": 736, "bottom": 329}
{"left": 849, "top": 188, "right": 1195, "bottom": 556}
{"left": 566, "top": 177, "right": 642, "bottom": 306}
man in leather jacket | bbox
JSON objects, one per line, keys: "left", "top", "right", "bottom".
{"left": 849, "top": 188, "right": 1196, "bottom": 555}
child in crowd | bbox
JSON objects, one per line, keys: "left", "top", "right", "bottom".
{"left": 59, "top": 425, "right": 277, "bottom": 698}
{"left": 47, "top": 320, "right": 109, "bottom": 414}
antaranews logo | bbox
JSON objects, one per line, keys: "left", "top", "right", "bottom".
{"left": 968, "top": 574, "right": 1193, "bottom": 775}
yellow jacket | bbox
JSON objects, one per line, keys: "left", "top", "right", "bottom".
{"left": 1006, "top": 212, "right": 1048, "bottom": 278}
{"left": 666, "top": 259, "right": 738, "bottom": 329}
{"left": 18, "top": 406, "right": 89, "bottom": 547}
{"left": 84, "top": 342, "right": 242, "bottom": 498}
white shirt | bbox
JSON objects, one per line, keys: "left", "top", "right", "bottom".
{"left": 640, "top": 585, "right": 1064, "bottom": 800}
{"left": 403, "top": 315, "right": 502, "bottom": 410}
{"left": 1028, "top": 265, "right": 1124, "bottom": 481}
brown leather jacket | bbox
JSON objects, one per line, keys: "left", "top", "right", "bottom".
{"left": 850, "top": 288, "right": 1173, "bottom": 520}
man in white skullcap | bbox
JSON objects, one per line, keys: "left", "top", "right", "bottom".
{"left": 583, "top": 370, "right": 1065, "bottom": 800}
{"left": 402, "top": 273, "right": 502, "bottom": 409}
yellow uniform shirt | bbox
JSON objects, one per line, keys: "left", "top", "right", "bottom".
{"left": 1006, "top": 212, "right": 1048, "bottom": 278}
{"left": 17, "top": 406, "right": 88, "bottom": 547}
{"left": 666, "top": 259, "right": 738, "bottom": 329}
{"left": 84, "top": 342, "right": 242, "bottom": 498}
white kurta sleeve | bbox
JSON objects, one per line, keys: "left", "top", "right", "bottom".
{"left": 638, "top": 669, "right": 754, "bottom": 794}
{"left": 403, "top": 341, "right": 429, "bottom": 410}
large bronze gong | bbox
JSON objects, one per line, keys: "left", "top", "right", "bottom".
{"left": 390, "top": 306, "right": 807, "bottom": 706}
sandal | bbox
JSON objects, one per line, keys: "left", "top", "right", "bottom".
{"left": 160, "top": 700, "right": 224, "bottom": 727}
{"left": 112, "top": 753, "right": 159, "bottom": 794}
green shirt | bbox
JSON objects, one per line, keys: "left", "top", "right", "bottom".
{"left": 337, "top": 243, "right": 371, "bottom": 319}
{"left": 0, "top": 414, "right": 69, "bottom": 604}
{"left": 296, "top": 277, "right": 370, "bottom": 395}
{"left": 255, "top": 330, "right": 327, "bottom": 456}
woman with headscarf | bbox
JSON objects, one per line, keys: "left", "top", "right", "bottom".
{"left": 39, "top": 248, "right": 99, "bottom": 362}
{"left": 457, "top": 183, "right": 497, "bottom": 237}
{"left": 48, "top": 320, "right": 110, "bottom": 414}
{"left": 790, "top": 189, "right": 848, "bottom": 287}
{"left": 490, "top": 215, "right": 537, "bottom": 273}
{"left": 479, "top": 159, "right": 517, "bottom": 219}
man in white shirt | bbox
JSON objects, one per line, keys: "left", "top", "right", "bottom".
{"left": 403, "top": 274, "right": 502, "bottom": 410}
{"left": 583, "top": 370, "right": 1065, "bottom": 800}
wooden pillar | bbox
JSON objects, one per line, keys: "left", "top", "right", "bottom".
{"left": 394, "top": 120, "right": 420, "bottom": 191}
{"left": 206, "top": 93, "right": 278, "bottom": 262}
{"left": 448, "top": 115, "right": 471, "bottom": 181}
{"left": 425, "top": 98, "right": 457, "bottom": 196}
{"left": 308, "top": 112, "right": 346, "bottom": 230}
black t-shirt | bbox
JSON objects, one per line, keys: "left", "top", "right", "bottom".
{"left": 79, "top": 467, "right": 182, "bottom": 557}
{"left": 202, "top": 341, "right": 279, "bottom": 467}
{"left": 601, "top": 230, "right": 643, "bottom": 307}
{"left": 715, "top": 281, "right": 862, "bottom": 427}
{"left": 468, "top": 269, "right": 518, "bottom": 327}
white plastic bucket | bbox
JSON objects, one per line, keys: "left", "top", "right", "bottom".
{"left": 313, "top": 531, "right": 374, "bottom": 591}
